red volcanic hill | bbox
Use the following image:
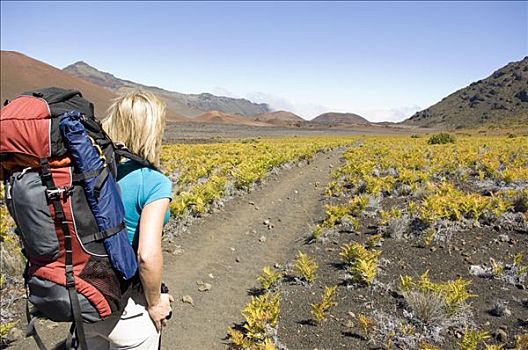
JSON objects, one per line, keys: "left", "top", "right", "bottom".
{"left": 195, "top": 111, "right": 271, "bottom": 126}
{"left": 311, "top": 112, "right": 370, "bottom": 126}
{"left": 0, "top": 51, "right": 188, "bottom": 121}
{"left": 253, "top": 111, "right": 305, "bottom": 126}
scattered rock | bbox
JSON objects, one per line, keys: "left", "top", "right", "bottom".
{"left": 46, "top": 323, "right": 59, "bottom": 329}
{"left": 259, "top": 236, "right": 267, "bottom": 242}
{"left": 494, "top": 328, "right": 508, "bottom": 343}
{"left": 263, "top": 219, "right": 274, "bottom": 229}
{"left": 182, "top": 295, "right": 194, "bottom": 306}
{"left": 235, "top": 257, "right": 241, "bottom": 263}
{"left": 521, "top": 298, "right": 528, "bottom": 308}
{"left": 489, "top": 300, "right": 512, "bottom": 317}
{"left": 166, "top": 245, "right": 184, "bottom": 256}
{"left": 6, "top": 327, "right": 24, "bottom": 342}
{"left": 208, "top": 273, "right": 214, "bottom": 279}
{"left": 343, "top": 319, "right": 354, "bottom": 329}
{"left": 469, "top": 265, "right": 493, "bottom": 278}
{"left": 498, "top": 234, "right": 510, "bottom": 243}
{"left": 196, "top": 280, "right": 212, "bottom": 292}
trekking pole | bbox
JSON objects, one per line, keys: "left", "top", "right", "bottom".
{"left": 158, "top": 283, "right": 172, "bottom": 350}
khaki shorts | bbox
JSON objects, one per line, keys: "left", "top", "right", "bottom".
{"left": 85, "top": 293, "right": 160, "bottom": 350}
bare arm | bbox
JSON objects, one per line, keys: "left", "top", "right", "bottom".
{"left": 137, "top": 198, "right": 173, "bottom": 330}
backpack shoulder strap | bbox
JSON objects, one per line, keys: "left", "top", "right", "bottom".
{"left": 114, "top": 147, "right": 160, "bottom": 172}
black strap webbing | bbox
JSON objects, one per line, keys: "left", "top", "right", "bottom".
{"left": 80, "top": 222, "right": 126, "bottom": 245}
{"left": 25, "top": 289, "right": 46, "bottom": 350}
{"left": 72, "top": 168, "right": 104, "bottom": 182}
{"left": 46, "top": 90, "right": 82, "bottom": 105}
{"left": 115, "top": 148, "right": 159, "bottom": 172}
{"left": 39, "top": 158, "right": 88, "bottom": 350}
{"left": 94, "top": 166, "right": 109, "bottom": 198}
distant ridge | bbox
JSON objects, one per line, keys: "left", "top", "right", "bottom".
{"left": 253, "top": 111, "right": 305, "bottom": 126}
{"left": 403, "top": 56, "right": 528, "bottom": 129}
{"left": 195, "top": 110, "right": 271, "bottom": 126}
{"left": 311, "top": 112, "right": 370, "bottom": 126}
{"left": 64, "top": 61, "right": 270, "bottom": 118}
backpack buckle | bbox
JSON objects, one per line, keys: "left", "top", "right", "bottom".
{"left": 46, "top": 186, "right": 74, "bottom": 199}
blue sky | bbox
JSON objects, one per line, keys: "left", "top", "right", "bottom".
{"left": 1, "top": 1, "right": 526, "bottom": 121}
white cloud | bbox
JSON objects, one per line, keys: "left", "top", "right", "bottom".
{"left": 245, "top": 91, "right": 329, "bottom": 120}
{"left": 358, "top": 105, "right": 422, "bottom": 123}
{"left": 211, "top": 88, "right": 422, "bottom": 123}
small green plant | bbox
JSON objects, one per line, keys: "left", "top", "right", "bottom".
{"left": 379, "top": 208, "right": 402, "bottom": 226}
{"left": 490, "top": 258, "right": 504, "bottom": 277}
{"left": 310, "top": 225, "right": 323, "bottom": 241}
{"left": 365, "top": 233, "right": 383, "bottom": 249}
{"left": 294, "top": 251, "right": 318, "bottom": 283}
{"left": 400, "top": 275, "right": 413, "bottom": 292}
{"left": 257, "top": 266, "right": 282, "bottom": 290}
{"left": 458, "top": 327, "right": 490, "bottom": 350}
{"left": 322, "top": 204, "right": 350, "bottom": 227}
{"left": 513, "top": 253, "right": 528, "bottom": 276}
{"left": 514, "top": 334, "right": 528, "bottom": 350}
{"left": 423, "top": 227, "right": 436, "bottom": 247}
{"left": 484, "top": 344, "right": 504, "bottom": 350}
{"left": 0, "top": 322, "right": 16, "bottom": 343}
{"left": 228, "top": 292, "right": 281, "bottom": 348}
{"left": 401, "top": 271, "right": 476, "bottom": 314}
{"left": 420, "top": 343, "right": 440, "bottom": 350}
{"left": 340, "top": 242, "right": 381, "bottom": 284}
{"left": 357, "top": 313, "right": 374, "bottom": 338}
{"left": 348, "top": 195, "right": 369, "bottom": 216}
{"left": 311, "top": 286, "right": 337, "bottom": 324}
{"left": 428, "top": 133, "right": 456, "bottom": 145}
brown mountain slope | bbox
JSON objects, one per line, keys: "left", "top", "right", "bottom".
{"left": 195, "top": 111, "right": 271, "bottom": 126}
{"left": 0, "top": 51, "right": 188, "bottom": 121}
{"left": 64, "top": 61, "right": 270, "bottom": 118}
{"left": 403, "top": 57, "right": 528, "bottom": 129}
{"left": 0, "top": 51, "right": 116, "bottom": 118}
{"left": 311, "top": 112, "right": 370, "bottom": 126}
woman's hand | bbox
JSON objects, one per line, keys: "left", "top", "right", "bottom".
{"left": 147, "top": 293, "right": 174, "bottom": 331}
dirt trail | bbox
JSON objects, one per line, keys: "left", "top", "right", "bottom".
{"left": 14, "top": 149, "right": 342, "bottom": 350}
{"left": 164, "top": 149, "right": 341, "bottom": 349}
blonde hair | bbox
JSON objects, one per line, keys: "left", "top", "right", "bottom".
{"left": 102, "top": 90, "right": 166, "bottom": 167}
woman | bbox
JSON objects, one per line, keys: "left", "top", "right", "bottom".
{"left": 85, "top": 90, "right": 174, "bottom": 349}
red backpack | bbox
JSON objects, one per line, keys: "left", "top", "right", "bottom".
{"left": 0, "top": 88, "right": 144, "bottom": 350}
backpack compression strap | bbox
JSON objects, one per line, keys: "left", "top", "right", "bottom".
{"left": 38, "top": 158, "right": 88, "bottom": 350}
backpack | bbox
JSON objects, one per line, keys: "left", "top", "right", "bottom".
{"left": 0, "top": 87, "right": 151, "bottom": 350}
